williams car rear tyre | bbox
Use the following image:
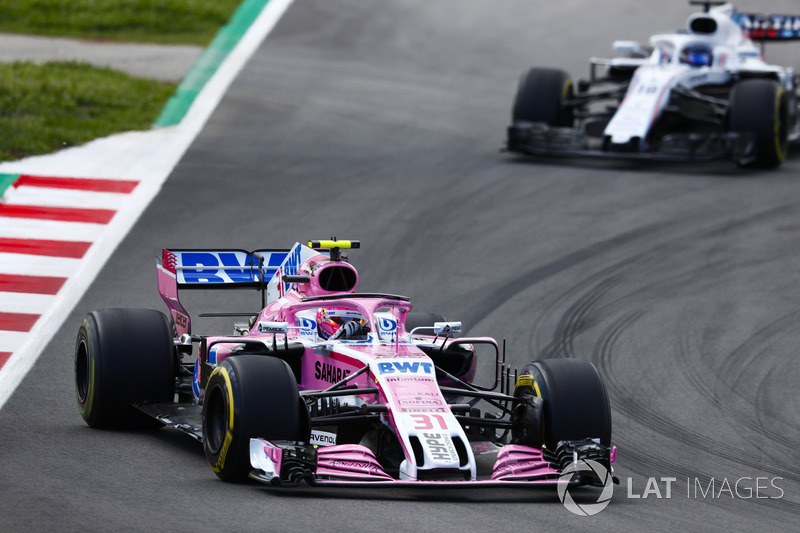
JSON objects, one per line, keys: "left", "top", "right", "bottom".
{"left": 513, "top": 358, "right": 611, "bottom": 449}
{"left": 512, "top": 67, "right": 575, "bottom": 127}
{"left": 729, "top": 78, "right": 789, "bottom": 169}
{"left": 202, "top": 355, "right": 307, "bottom": 482}
{"left": 75, "top": 308, "right": 176, "bottom": 428}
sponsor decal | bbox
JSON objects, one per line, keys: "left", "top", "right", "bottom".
{"left": 173, "top": 312, "right": 188, "bottom": 331}
{"left": 176, "top": 251, "right": 285, "bottom": 285}
{"left": 687, "top": 73, "right": 709, "bottom": 85}
{"left": 422, "top": 432, "right": 458, "bottom": 462}
{"left": 377, "top": 361, "right": 433, "bottom": 375}
{"left": 310, "top": 430, "right": 337, "bottom": 447}
{"left": 299, "top": 317, "right": 317, "bottom": 339}
{"left": 385, "top": 376, "right": 435, "bottom": 383}
{"left": 257, "top": 321, "right": 289, "bottom": 334}
{"left": 277, "top": 245, "right": 304, "bottom": 297}
{"left": 377, "top": 316, "right": 397, "bottom": 340}
{"left": 180, "top": 252, "right": 257, "bottom": 283}
{"left": 398, "top": 396, "right": 444, "bottom": 407}
{"left": 433, "top": 322, "right": 462, "bottom": 335}
{"left": 472, "top": 442, "right": 498, "bottom": 455}
{"left": 739, "top": 13, "right": 800, "bottom": 38}
{"left": 315, "top": 361, "right": 351, "bottom": 384}
{"left": 329, "top": 460, "right": 383, "bottom": 472}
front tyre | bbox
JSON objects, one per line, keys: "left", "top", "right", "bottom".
{"left": 512, "top": 67, "right": 575, "bottom": 127}
{"left": 729, "top": 78, "right": 789, "bottom": 169}
{"left": 75, "top": 308, "right": 176, "bottom": 428}
{"left": 513, "top": 358, "right": 611, "bottom": 449}
{"left": 202, "top": 355, "right": 307, "bottom": 482}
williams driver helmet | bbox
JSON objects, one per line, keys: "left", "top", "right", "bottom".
{"left": 680, "top": 43, "right": 713, "bottom": 67}
{"left": 317, "top": 307, "right": 368, "bottom": 340}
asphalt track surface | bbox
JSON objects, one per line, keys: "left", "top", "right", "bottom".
{"left": 2, "top": 0, "right": 800, "bottom": 531}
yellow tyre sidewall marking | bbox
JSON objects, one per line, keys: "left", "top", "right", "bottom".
{"left": 210, "top": 366, "right": 235, "bottom": 473}
{"left": 515, "top": 374, "right": 542, "bottom": 397}
{"left": 562, "top": 79, "right": 572, "bottom": 100}
{"left": 774, "top": 87, "right": 786, "bottom": 163}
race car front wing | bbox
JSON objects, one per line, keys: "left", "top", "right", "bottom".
{"left": 249, "top": 438, "right": 618, "bottom": 487}
{"left": 507, "top": 121, "right": 755, "bottom": 163}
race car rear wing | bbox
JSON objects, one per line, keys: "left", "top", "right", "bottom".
{"left": 156, "top": 244, "right": 333, "bottom": 337}
{"left": 737, "top": 13, "right": 800, "bottom": 41}
{"left": 160, "top": 249, "right": 289, "bottom": 289}
{"left": 157, "top": 248, "right": 290, "bottom": 337}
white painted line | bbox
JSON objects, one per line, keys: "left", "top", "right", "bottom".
{"left": 0, "top": 253, "right": 81, "bottom": 277}
{"left": 0, "top": 217, "right": 105, "bottom": 241}
{"left": 0, "top": 331, "right": 30, "bottom": 353}
{"left": 0, "top": 0, "right": 297, "bottom": 410}
{"left": 0, "top": 292, "right": 54, "bottom": 315}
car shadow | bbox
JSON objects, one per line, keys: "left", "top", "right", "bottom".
{"left": 255, "top": 483, "right": 611, "bottom": 504}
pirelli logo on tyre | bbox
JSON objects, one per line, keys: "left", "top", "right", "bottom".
{"left": 515, "top": 374, "right": 533, "bottom": 388}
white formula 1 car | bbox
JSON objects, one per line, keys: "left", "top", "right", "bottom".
{"left": 507, "top": 1, "right": 800, "bottom": 168}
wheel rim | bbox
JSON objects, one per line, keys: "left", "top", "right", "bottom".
{"left": 75, "top": 339, "right": 89, "bottom": 405}
{"left": 204, "top": 387, "right": 227, "bottom": 454}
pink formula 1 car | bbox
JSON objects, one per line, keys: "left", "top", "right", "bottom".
{"left": 75, "top": 240, "right": 616, "bottom": 488}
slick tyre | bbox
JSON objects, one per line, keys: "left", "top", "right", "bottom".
{"left": 729, "top": 78, "right": 789, "bottom": 168}
{"left": 75, "top": 308, "right": 176, "bottom": 428}
{"left": 512, "top": 67, "right": 575, "bottom": 127}
{"left": 202, "top": 355, "right": 307, "bottom": 482}
{"left": 513, "top": 358, "right": 611, "bottom": 449}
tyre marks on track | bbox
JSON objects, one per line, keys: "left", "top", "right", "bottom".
{"left": 0, "top": 174, "right": 138, "bottom": 368}
{"left": 525, "top": 202, "right": 800, "bottom": 515}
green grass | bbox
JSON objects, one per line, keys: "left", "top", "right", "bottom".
{"left": 0, "top": 1, "right": 248, "bottom": 162}
{"left": 0, "top": 61, "right": 177, "bottom": 162}
{"left": 0, "top": 0, "right": 244, "bottom": 46}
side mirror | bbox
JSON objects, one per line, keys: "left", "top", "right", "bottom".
{"left": 433, "top": 321, "right": 462, "bottom": 336}
{"left": 613, "top": 40, "right": 648, "bottom": 57}
{"left": 257, "top": 321, "right": 289, "bottom": 334}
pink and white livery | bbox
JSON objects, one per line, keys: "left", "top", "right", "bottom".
{"left": 74, "top": 239, "right": 616, "bottom": 491}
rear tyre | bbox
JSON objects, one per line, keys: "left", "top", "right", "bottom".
{"left": 75, "top": 308, "right": 176, "bottom": 428}
{"left": 513, "top": 358, "right": 611, "bottom": 449}
{"left": 512, "top": 67, "right": 575, "bottom": 126}
{"left": 729, "top": 78, "right": 789, "bottom": 168}
{"left": 202, "top": 355, "right": 307, "bottom": 482}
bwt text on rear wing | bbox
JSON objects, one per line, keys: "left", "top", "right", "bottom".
{"left": 156, "top": 248, "right": 290, "bottom": 337}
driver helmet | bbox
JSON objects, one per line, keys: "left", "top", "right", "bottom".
{"left": 680, "top": 43, "right": 713, "bottom": 67}
{"left": 317, "top": 307, "right": 367, "bottom": 340}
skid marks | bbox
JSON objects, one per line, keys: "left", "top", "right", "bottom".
{"left": 524, "top": 202, "right": 800, "bottom": 514}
